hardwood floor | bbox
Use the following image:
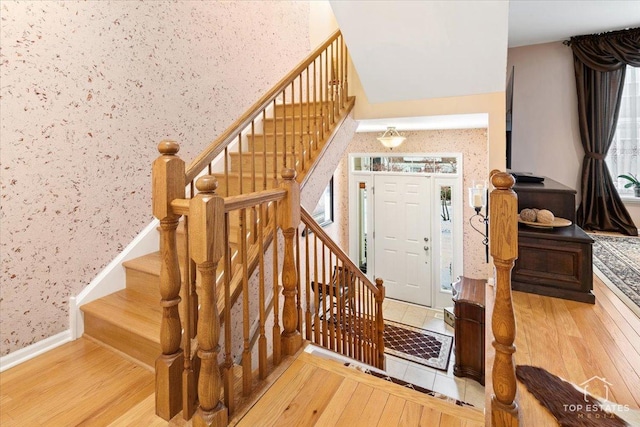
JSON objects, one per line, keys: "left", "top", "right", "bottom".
{"left": 509, "top": 275, "right": 640, "bottom": 426}
{"left": 236, "top": 351, "right": 484, "bottom": 427}
{"left": 3, "top": 274, "right": 638, "bottom": 426}
{"left": 0, "top": 338, "right": 155, "bottom": 426}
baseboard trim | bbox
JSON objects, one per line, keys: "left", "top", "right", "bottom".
{"left": 0, "top": 330, "right": 72, "bottom": 372}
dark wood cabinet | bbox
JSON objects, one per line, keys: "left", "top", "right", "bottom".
{"left": 513, "top": 178, "right": 577, "bottom": 222}
{"left": 452, "top": 276, "right": 485, "bottom": 385}
{"left": 513, "top": 225, "right": 594, "bottom": 303}
{"left": 512, "top": 177, "right": 595, "bottom": 304}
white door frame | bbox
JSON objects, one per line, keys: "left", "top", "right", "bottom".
{"left": 348, "top": 153, "right": 463, "bottom": 308}
{"left": 349, "top": 173, "right": 375, "bottom": 282}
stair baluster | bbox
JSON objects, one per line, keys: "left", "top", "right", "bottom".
{"left": 222, "top": 211, "right": 234, "bottom": 415}
{"left": 375, "top": 278, "right": 386, "bottom": 370}
{"left": 190, "top": 176, "right": 228, "bottom": 427}
{"left": 240, "top": 206, "right": 252, "bottom": 397}
{"left": 257, "top": 203, "right": 268, "bottom": 380}
{"left": 182, "top": 215, "right": 198, "bottom": 420}
{"left": 271, "top": 200, "right": 282, "bottom": 367}
{"left": 278, "top": 169, "right": 303, "bottom": 355}
{"left": 152, "top": 140, "right": 186, "bottom": 420}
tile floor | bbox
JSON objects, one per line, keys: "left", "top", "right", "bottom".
{"left": 382, "top": 298, "right": 485, "bottom": 409}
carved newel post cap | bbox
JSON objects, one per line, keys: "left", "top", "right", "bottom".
{"left": 195, "top": 175, "right": 218, "bottom": 193}
{"left": 281, "top": 168, "right": 296, "bottom": 180}
{"left": 491, "top": 172, "right": 515, "bottom": 190}
{"left": 157, "top": 140, "right": 179, "bottom": 155}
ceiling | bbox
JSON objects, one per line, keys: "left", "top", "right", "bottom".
{"left": 508, "top": 0, "right": 640, "bottom": 48}
{"left": 330, "top": 1, "right": 640, "bottom": 131}
{"left": 330, "top": 1, "right": 509, "bottom": 104}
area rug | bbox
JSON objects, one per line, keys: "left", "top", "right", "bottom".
{"left": 344, "top": 362, "right": 473, "bottom": 408}
{"left": 589, "top": 234, "right": 640, "bottom": 317}
{"left": 384, "top": 320, "right": 453, "bottom": 372}
{"left": 516, "top": 365, "right": 639, "bottom": 426}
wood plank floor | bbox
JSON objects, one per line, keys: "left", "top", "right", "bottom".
{"left": 3, "top": 274, "right": 638, "bottom": 426}
{"left": 0, "top": 338, "right": 155, "bottom": 426}
{"left": 236, "top": 351, "right": 484, "bottom": 427}
{"left": 497, "top": 274, "right": 640, "bottom": 426}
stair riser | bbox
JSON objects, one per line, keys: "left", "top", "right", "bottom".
{"left": 248, "top": 136, "right": 319, "bottom": 154}
{"left": 214, "top": 174, "right": 278, "bottom": 196}
{"left": 83, "top": 311, "right": 160, "bottom": 368}
{"left": 126, "top": 268, "right": 160, "bottom": 296}
{"left": 263, "top": 117, "right": 325, "bottom": 133}
{"left": 247, "top": 131, "right": 316, "bottom": 148}
{"left": 274, "top": 102, "right": 331, "bottom": 117}
{"left": 230, "top": 153, "right": 308, "bottom": 175}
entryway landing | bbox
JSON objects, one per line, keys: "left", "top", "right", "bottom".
{"left": 382, "top": 298, "right": 485, "bottom": 409}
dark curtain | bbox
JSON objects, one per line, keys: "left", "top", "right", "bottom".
{"left": 569, "top": 28, "right": 640, "bottom": 236}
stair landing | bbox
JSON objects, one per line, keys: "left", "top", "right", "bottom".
{"left": 236, "top": 351, "right": 484, "bottom": 427}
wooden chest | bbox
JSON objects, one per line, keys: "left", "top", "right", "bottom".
{"left": 452, "top": 276, "right": 485, "bottom": 385}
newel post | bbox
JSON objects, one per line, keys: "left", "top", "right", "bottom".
{"left": 190, "top": 176, "right": 228, "bottom": 427}
{"left": 152, "top": 140, "right": 185, "bottom": 420}
{"left": 489, "top": 172, "right": 519, "bottom": 427}
{"left": 278, "top": 169, "right": 302, "bottom": 356}
{"left": 375, "top": 278, "right": 386, "bottom": 370}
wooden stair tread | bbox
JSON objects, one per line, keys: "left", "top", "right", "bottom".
{"left": 81, "top": 289, "right": 161, "bottom": 344}
{"left": 122, "top": 252, "right": 161, "bottom": 276}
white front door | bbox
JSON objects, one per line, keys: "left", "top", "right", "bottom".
{"left": 374, "top": 174, "right": 431, "bottom": 306}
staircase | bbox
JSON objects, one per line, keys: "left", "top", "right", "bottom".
{"left": 77, "top": 30, "right": 385, "bottom": 425}
{"left": 80, "top": 100, "right": 339, "bottom": 369}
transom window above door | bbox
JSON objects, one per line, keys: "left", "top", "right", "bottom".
{"left": 352, "top": 155, "right": 459, "bottom": 174}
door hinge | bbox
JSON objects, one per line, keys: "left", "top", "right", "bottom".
{"left": 372, "top": 186, "right": 375, "bottom": 195}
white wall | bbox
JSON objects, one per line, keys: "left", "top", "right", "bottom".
{"left": 508, "top": 42, "right": 583, "bottom": 192}
{"left": 309, "top": 1, "right": 338, "bottom": 48}
{"left": 507, "top": 41, "right": 640, "bottom": 229}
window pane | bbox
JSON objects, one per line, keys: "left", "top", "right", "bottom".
{"left": 352, "top": 155, "right": 458, "bottom": 174}
{"left": 607, "top": 65, "right": 639, "bottom": 195}
{"left": 440, "top": 185, "right": 453, "bottom": 291}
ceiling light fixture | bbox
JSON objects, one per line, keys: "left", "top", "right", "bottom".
{"left": 377, "top": 126, "right": 406, "bottom": 149}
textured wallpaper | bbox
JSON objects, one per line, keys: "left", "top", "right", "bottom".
{"left": 333, "top": 129, "right": 491, "bottom": 280}
{"left": 0, "top": 0, "right": 311, "bottom": 355}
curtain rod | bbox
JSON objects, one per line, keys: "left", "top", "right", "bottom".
{"left": 564, "top": 26, "right": 640, "bottom": 46}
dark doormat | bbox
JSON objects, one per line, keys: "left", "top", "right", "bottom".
{"left": 384, "top": 320, "right": 453, "bottom": 372}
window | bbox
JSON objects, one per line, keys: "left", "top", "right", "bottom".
{"left": 607, "top": 65, "right": 639, "bottom": 196}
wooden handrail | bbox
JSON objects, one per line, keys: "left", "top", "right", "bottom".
{"left": 301, "top": 207, "right": 378, "bottom": 295}
{"left": 170, "top": 198, "right": 190, "bottom": 216}
{"left": 224, "top": 188, "right": 287, "bottom": 213}
{"left": 185, "top": 30, "right": 342, "bottom": 184}
{"left": 171, "top": 188, "right": 286, "bottom": 215}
